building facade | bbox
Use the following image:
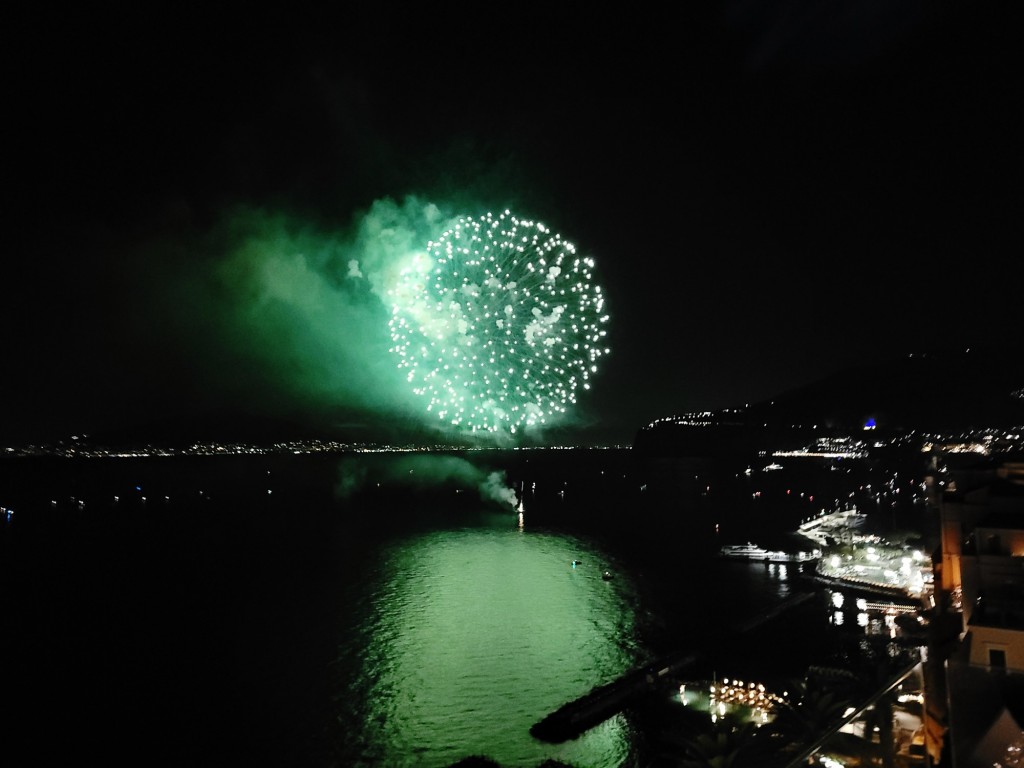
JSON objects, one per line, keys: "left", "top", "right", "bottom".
{"left": 933, "top": 457, "right": 1024, "bottom": 765}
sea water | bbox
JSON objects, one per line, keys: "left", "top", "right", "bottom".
{"left": 333, "top": 519, "right": 641, "bottom": 767}
{"left": 0, "top": 450, "right": 887, "bottom": 767}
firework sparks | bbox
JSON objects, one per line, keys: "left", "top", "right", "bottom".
{"left": 388, "top": 210, "right": 608, "bottom": 434}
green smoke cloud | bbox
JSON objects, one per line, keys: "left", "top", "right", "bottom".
{"left": 141, "top": 196, "right": 458, "bottom": 438}
{"left": 130, "top": 192, "right": 600, "bottom": 444}
{"left": 210, "top": 196, "right": 449, "bottom": 417}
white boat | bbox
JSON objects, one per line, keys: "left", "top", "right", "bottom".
{"left": 720, "top": 542, "right": 770, "bottom": 559}
{"left": 798, "top": 508, "right": 868, "bottom": 533}
{"left": 720, "top": 542, "right": 820, "bottom": 563}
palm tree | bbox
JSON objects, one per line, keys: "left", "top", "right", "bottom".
{"left": 761, "top": 677, "right": 856, "bottom": 764}
{"left": 853, "top": 645, "right": 915, "bottom": 768}
{"left": 677, "top": 717, "right": 762, "bottom": 768}
{"left": 769, "top": 678, "right": 853, "bottom": 746}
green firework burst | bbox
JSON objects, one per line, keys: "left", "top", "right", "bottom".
{"left": 388, "top": 210, "right": 609, "bottom": 434}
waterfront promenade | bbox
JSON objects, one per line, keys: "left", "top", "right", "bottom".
{"left": 531, "top": 592, "right": 816, "bottom": 742}
{"left": 531, "top": 534, "right": 932, "bottom": 748}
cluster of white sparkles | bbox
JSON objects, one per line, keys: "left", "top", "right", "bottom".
{"left": 388, "top": 210, "right": 609, "bottom": 434}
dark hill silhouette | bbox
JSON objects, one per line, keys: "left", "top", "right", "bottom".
{"left": 636, "top": 346, "right": 1024, "bottom": 455}
{"left": 83, "top": 409, "right": 340, "bottom": 448}
{"left": 747, "top": 346, "right": 1024, "bottom": 432}
{"left": 17, "top": 347, "right": 1022, "bottom": 451}
{"left": 79, "top": 405, "right": 479, "bottom": 449}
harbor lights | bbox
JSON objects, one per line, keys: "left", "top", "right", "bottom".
{"left": 702, "top": 677, "right": 786, "bottom": 726}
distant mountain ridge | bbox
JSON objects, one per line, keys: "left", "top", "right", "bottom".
{"left": 77, "top": 410, "right": 330, "bottom": 448}
{"left": 636, "top": 346, "right": 1024, "bottom": 454}
{"left": 75, "top": 404, "right": 482, "bottom": 450}
{"left": 17, "top": 347, "right": 1023, "bottom": 451}
{"left": 748, "top": 346, "right": 1024, "bottom": 432}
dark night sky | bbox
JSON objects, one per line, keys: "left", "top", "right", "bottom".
{"left": 3, "top": 3, "right": 1022, "bottom": 445}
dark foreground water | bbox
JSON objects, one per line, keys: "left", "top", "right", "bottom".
{"left": 0, "top": 449, "right": 924, "bottom": 767}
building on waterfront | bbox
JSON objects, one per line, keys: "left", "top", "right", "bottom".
{"left": 932, "top": 455, "right": 1024, "bottom": 766}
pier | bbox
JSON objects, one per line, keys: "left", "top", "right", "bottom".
{"left": 732, "top": 590, "right": 815, "bottom": 634}
{"left": 531, "top": 591, "right": 818, "bottom": 743}
{"left": 530, "top": 652, "right": 697, "bottom": 743}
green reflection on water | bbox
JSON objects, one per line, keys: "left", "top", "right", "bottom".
{"left": 350, "top": 514, "right": 641, "bottom": 767}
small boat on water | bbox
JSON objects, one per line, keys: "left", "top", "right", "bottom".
{"left": 602, "top": 571, "right": 614, "bottom": 581}
{"left": 798, "top": 508, "right": 868, "bottom": 533}
{"left": 719, "top": 542, "right": 820, "bottom": 564}
{"left": 720, "top": 542, "right": 771, "bottom": 560}
{"left": 797, "top": 508, "right": 869, "bottom": 546}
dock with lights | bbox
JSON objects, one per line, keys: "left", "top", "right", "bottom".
{"left": 531, "top": 590, "right": 822, "bottom": 742}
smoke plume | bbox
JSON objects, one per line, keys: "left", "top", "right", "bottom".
{"left": 335, "top": 454, "right": 518, "bottom": 508}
